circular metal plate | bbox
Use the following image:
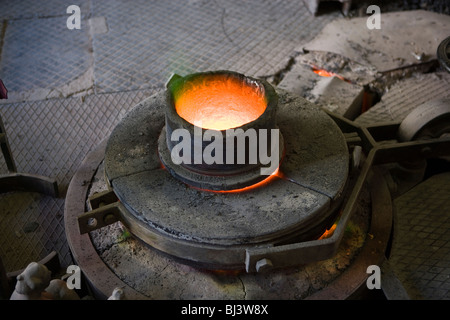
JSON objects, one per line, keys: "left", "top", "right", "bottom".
{"left": 65, "top": 147, "right": 392, "bottom": 300}
{"left": 103, "top": 89, "right": 349, "bottom": 269}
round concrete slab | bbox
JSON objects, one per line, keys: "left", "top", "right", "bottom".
{"left": 103, "top": 89, "right": 349, "bottom": 269}
{"left": 65, "top": 141, "right": 393, "bottom": 299}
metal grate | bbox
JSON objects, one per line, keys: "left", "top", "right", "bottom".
{"left": 0, "top": 90, "right": 156, "bottom": 188}
{"left": 0, "top": 0, "right": 91, "bottom": 20}
{"left": 0, "top": 192, "right": 67, "bottom": 272}
{"left": 0, "top": 89, "right": 155, "bottom": 269}
{"left": 91, "top": 0, "right": 338, "bottom": 92}
{"left": 390, "top": 172, "right": 450, "bottom": 299}
{"left": 0, "top": 16, "right": 92, "bottom": 94}
{"left": 355, "top": 72, "right": 450, "bottom": 126}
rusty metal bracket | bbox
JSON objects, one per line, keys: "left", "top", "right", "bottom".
{"left": 0, "top": 173, "right": 58, "bottom": 197}
{"left": 78, "top": 189, "right": 121, "bottom": 234}
{"left": 245, "top": 110, "right": 450, "bottom": 272}
{"left": 77, "top": 202, "right": 122, "bottom": 234}
{"left": 87, "top": 189, "right": 118, "bottom": 211}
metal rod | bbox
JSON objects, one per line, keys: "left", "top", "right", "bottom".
{"left": 0, "top": 115, "right": 17, "bottom": 172}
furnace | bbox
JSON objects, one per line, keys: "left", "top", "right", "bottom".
{"left": 76, "top": 71, "right": 350, "bottom": 272}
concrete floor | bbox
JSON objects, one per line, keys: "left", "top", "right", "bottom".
{"left": 0, "top": 0, "right": 449, "bottom": 300}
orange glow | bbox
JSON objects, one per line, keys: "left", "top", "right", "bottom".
{"left": 175, "top": 77, "right": 267, "bottom": 131}
{"left": 313, "top": 68, "right": 335, "bottom": 77}
{"left": 312, "top": 67, "right": 348, "bottom": 82}
{"left": 318, "top": 222, "right": 337, "bottom": 240}
{"left": 196, "top": 167, "right": 284, "bottom": 194}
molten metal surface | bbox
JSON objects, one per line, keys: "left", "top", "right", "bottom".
{"left": 175, "top": 76, "right": 267, "bottom": 130}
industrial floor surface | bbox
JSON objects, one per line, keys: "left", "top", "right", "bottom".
{"left": 0, "top": 0, "right": 449, "bottom": 300}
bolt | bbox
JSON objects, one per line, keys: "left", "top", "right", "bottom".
{"left": 103, "top": 213, "right": 117, "bottom": 225}
{"left": 87, "top": 217, "right": 97, "bottom": 228}
{"left": 256, "top": 258, "right": 273, "bottom": 273}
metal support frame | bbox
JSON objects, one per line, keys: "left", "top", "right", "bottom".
{"left": 245, "top": 111, "right": 450, "bottom": 272}
{"left": 76, "top": 109, "right": 450, "bottom": 273}
{"left": 66, "top": 140, "right": 148, "bottom": 299}
{"left": 66, "top": 139, "right": 394, "bottom": 299}
{"left": 78, "top": 190, "right": 121, "bottom": 234}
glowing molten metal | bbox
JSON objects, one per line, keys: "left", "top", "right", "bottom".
{"left": 312, "top": 67, "right": 348, "bottom": 82}
{"left": 175, "top": 77, "right": 267, "bottom": 131}
{"left": 199, "top": 167, "right": 284, "bottom": 194}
